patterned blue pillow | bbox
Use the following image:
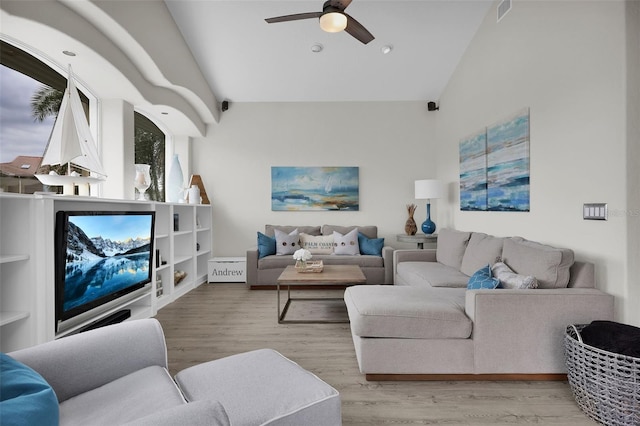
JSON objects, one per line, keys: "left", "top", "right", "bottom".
{"left": 467, "top": 264, "right": 500, "bottom": 289}
{"left": 358, "top": 233, "right": 384, "bottom": 256}
{"left": 257, "top": 232, "right": 276, "bottom": 259}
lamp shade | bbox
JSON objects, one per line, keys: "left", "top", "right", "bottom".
{"left": 319, "top": 12, "right": 348, "bottom": 32}
{"left": 414, "top": 180, "right": 444, "bottom": 200}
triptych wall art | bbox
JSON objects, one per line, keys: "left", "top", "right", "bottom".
{"left": 271, "top": 166, "right": 359, "bottom": 211}
{"left": 459, "top": 107, "right": 530, "bottom": 212}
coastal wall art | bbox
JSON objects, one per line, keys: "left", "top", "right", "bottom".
{"left": 271, "top": 166, "right": 359, "bottom": 211}
{"left": 459, "top": 130, "right": 488, "bottom": 211}
{"left": 459, "top": 108, "right": 530, "bottom": 212}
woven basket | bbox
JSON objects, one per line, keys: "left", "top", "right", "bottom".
{"left": 564, "top": 324, "right": 640, "bottom": 426}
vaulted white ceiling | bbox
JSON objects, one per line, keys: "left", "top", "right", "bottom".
{"left": 165, "top": 0, "right": 493, "bottom": 103}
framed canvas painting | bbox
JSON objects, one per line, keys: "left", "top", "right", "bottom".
{"left": 486, "top": 108, "right": 530, "bottom": 211}
{"left": 459, "top": 130, "right": 488, "bottom": 211}
{"left": 271, "top": 166, "right": 359, "bottom": 211}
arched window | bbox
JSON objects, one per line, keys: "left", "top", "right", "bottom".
{"left": 0, "top": 40, "right": 91, "bottom": 194}
{"left": 134, "top": 112, "right": 165, "bottom": 201}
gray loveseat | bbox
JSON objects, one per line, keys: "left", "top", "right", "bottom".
{"left": 7, "top": 319, "right": 341, "bottom": 425}
{"left": 247, "top": 225, "right": 393, "bottom": 288}
{"left": 344, "top": 228, "right": 615, "bottom": 380}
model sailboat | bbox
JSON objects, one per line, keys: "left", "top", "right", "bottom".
{"left": 35, "top": 65, "right": 106, "bottom": 190}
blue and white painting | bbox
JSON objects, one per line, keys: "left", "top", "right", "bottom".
{"left": 486, "top": 108, "right": 530, "bottom": 211}
{"left": 460, "top": 130, "right": 488, "bottom": 211}
{"left": 271, "top": 166, "right": 359, "bottom": 211}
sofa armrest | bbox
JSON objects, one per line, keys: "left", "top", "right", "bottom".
{"left": 382, "top": 246, "right": 394, "bottom": 284}
{"left": 393, "top": 248, "right": 437, "bottom": 275}
{"left": 246, "top": 248, "right": 259, "bottom": 286}
{"left": 124, "top": 400, "right": 230, "bottom": 426}
{"left": 9, "top": 319, "right": 168, "bottom": 403}
{"left": 465, "top": 289, "right": 614, "bottom": 374}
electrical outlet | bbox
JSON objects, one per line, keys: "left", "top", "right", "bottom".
{"left": 583, "top": 203, "right": 608, "bottom": 220}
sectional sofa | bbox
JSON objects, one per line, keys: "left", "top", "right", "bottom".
{"left": 344, "top": 228, "right": 615, "bottom": 380}
{"left": 246, "top": 225, "right": 393, "bottom": 288}
{"left": 5, "top": 319, "right": 341, "bottom": 425}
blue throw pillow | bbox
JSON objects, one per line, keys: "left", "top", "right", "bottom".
{"left": 467, "top": 264, "right": 500, "bottom": 289}
{"left": 358, "top": 233, "right": 384, "bottom": 256}
{"left": 257, "top": 232, "right": 276, "bottom": 259}
{"left": 0, "top": 353, "right": 59, "bottom": 426}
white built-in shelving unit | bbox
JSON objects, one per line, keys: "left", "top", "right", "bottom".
{"left": 0, "top": 193, "right": 212, "bottom": 352}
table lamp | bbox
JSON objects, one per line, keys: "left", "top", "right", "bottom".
{"left": 414, "top": 179, "right": 444, "bottom": 235}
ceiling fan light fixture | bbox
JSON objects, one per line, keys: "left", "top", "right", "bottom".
{"left": 319, "top": 12, "right": 347, "bottom": 33}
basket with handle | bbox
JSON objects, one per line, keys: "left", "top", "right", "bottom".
{"left": 564, "top": 324, "right": 640, "bottom": 426}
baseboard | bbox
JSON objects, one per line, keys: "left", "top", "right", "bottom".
{"left": 365, "top": 373, "right": 567, "bottom": 382}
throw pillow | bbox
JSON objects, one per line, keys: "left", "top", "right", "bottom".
{"left": 257, "top": 232, "right": 276, "bottom": 259}
{"left": 0, "top": 353, "right": 59, "bottom": 426}
{"left": 491, "top": 261, "right": 538, "bottom": 289}
{"left": 467, "top": 264, "right": 500, "bottom": 289}
{"left": 274, "top": 228, "right": 299, "bottom": 255}
{"left": 299, "top": 233, "right": 334, "bottom": 254}
{"left": 358, "top": 233, "right": 384, "bottom": 256}
{"left": 333, "top": 229, "right": 360, "bottom": 255}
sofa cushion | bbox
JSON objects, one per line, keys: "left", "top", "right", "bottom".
{"left": 0, "top": 353, "right": 59, "bottom": 426}
{"left": 59, "top": 366, "right": 186, "bottom": 425}
{"left": 436, "top": 228, "right": 471, "bottom": 270}
{"left": 123, "top": 400, "right": 230, "bottom": 426}
{"left": 274, "top": 228, "right": 299, "bottom": 255}
{"left": 460, "top": 233, "right": 505, "bottom": 276}
{"left": 345, "top": 286, "right": 472, "bottom": 339}
{"left": 333, "top": 229, "right": 360, "bottom": 255}
{"left": 257, "top": 232, "right": 276, "bottom": 259}
{"left": 299, "top": 233, "right": 334, "bottom": 254}
{"left": 492, "top": 261, "right": 538, "bottom": 289}
{"left": 259, "top": 253, "right": 383, "bottom": 270}
{"left": 467, "top": 265, "right": 500, "bottom": 289}
{"left": 358, "top": 233, "right": 384, "bottom": 256}
{"left": 265, "top": 225, "right": 321, "bottom": 238}
{"left": 323, "top": 225, "right": 377, "bottom": 239}
{"left": 501, "top": 237, "right": 574, "bottom": 288}
{"left": 395, "top": 261, "right": 470, "bottom": 288}
{"left": 175, "top": 349, "right": 341, "bottom": 426}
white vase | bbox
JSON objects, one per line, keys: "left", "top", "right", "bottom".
{"left": 134, "top": 164, "right": 151, "bottom": 200}
{"left": 188, "top": 185, "right": 200, "bottom": 204}
{"left": 166, "top": 154, "right": 184, "bottom": 203}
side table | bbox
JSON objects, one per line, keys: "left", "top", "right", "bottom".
{"left": 396, "top": 233, "right": 438, "bottom": 249}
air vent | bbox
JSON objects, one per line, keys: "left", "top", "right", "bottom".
{"left": 497, "top": 0, "right": 512, "bottom": 22}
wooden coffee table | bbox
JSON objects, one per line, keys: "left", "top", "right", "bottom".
{"left": 276, "top": 265, "right": 366, "bottom": 324}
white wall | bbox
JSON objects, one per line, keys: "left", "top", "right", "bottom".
{"left": 435, "top": 0, "right": 637, "bottom": 325}
{"left": 192, "top": 101, "right": 437, "bottom": 256}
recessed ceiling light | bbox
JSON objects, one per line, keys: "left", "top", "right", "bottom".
{"left": 311, "top": 43, "right": 323, "bottom": 53}
{"left": 161, "top": 112, "right": 169, "bottom": 115}
{"left": 62, "top": 50, "right": 76, "bottom": 57}
{"left": 381, "top": 45, "right": 393, "bottom": 55}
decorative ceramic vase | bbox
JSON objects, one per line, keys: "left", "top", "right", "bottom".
{"left": 166, "top": 154, "right": 184, "bottom": 203}
{"left": 188, "top": 184, "right": 200, "bottom": 205}
{"left": 134, "top": 164, "right": 151, "bottom": 200}
{"left": 405, "top": 204, "right": 418, "bottom": 235}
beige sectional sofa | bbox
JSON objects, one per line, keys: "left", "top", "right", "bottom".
{"left": 246, "top": 225, "right": 394, "bottom": 288}
{"left": 344, "top": 228, "right": 614, "bottom": 380}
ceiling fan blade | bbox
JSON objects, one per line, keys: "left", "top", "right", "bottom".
{"left": 265, "top": 12, "right": 322, "bottom": 24}
{"left": 344, "top": 13, "right": 374, "bottom": 44}
{"left": 327, "top": 0, "right": 352, "bottom": 11}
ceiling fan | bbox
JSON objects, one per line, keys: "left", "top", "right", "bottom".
{"left": 265, "top": 0, "right": 375, "bottom": 45}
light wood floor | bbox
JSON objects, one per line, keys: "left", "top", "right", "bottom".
{"left": 154, "top": 284, "right": 595, "bottom": 425}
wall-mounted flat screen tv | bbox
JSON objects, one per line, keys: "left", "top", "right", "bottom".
{"left": 55, "top": 211, "right": 155, "bottom": 330}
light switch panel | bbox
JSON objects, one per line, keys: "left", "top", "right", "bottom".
{"left": 583, "top": 203, "right": 608, "bottom": 220}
